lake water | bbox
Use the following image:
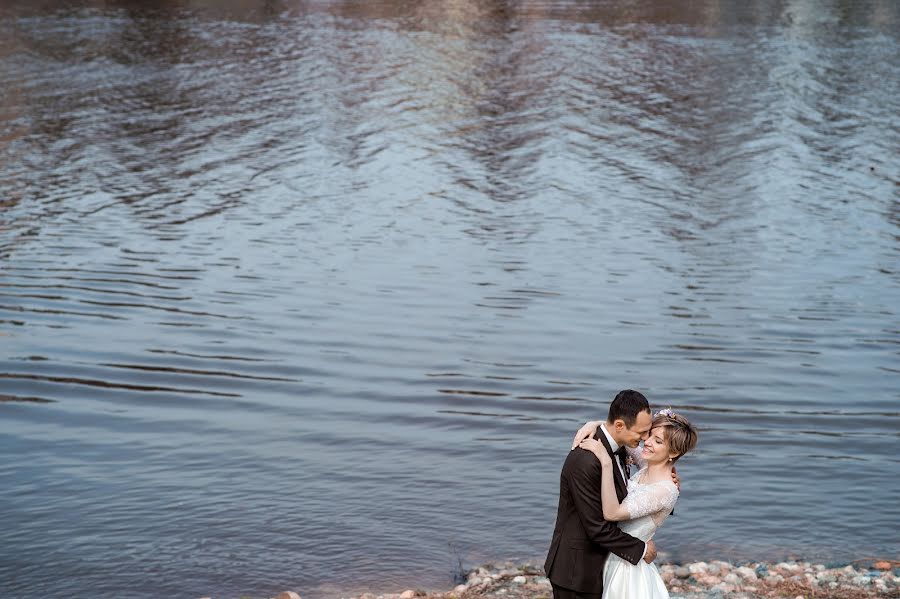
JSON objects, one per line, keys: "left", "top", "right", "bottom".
{"left": 1, "top": 0, "right": 898, "bottom": 597}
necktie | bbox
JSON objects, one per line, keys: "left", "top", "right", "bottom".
{"left": 614, "top": 446, "right": 630, "bottom": 480}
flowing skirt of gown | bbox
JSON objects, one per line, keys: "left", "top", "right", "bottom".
{"left": 602, "top": 552, "right": 669, "bottom": 599}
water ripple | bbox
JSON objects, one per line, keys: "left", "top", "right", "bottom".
{"left": 1, "top": 1, "right": 899, "bottom": 598}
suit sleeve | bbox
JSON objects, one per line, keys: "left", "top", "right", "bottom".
{"left": 567, "top": 449, "right": 646, "bottom": 565}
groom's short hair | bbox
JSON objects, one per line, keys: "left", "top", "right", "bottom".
{"left": 607, "top": 389, "right": 650, "bottom": 427}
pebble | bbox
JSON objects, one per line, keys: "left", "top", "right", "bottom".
{"left": 689, "top": 562, "right": 709, "bottom": 574}
{"left": 275, "top": 593, "right": 301, "bottom": 599}
{"left": 776, "top": 562, "right": 799, "bottom": 573}
{"left": 337, "top": 558, "right": 898, "bottom": 599}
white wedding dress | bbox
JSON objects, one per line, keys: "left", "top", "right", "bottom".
{"left": 602, "top": 451, "right": 680, "bottom": 599}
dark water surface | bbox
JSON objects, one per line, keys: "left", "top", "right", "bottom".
{"left": 1, "top": 0, "right": 899, "bottom": 597}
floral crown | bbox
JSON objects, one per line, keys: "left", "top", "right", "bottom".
{"left": 654, "top": 407, "right": 676, "bottom": 419}
{"left": 654, "top": 407, "right": 690, "bottom": 430}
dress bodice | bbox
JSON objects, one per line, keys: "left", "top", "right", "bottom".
{"left": 616, "top": 467, "right": 679, "bottom": 542}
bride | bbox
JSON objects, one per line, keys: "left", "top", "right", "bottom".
{"left": 573, "top": 410, "right": 699, "bottom": 599}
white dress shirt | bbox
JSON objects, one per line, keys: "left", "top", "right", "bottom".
{"left": 600, "top": 422, "right": 628, "bottom": 481}
{"left": 599, "top": 422, "right": 648, "bottom": 560}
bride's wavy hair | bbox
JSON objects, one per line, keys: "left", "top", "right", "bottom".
{"left": 652, "top": 412, "right": 698, "bottom": 462}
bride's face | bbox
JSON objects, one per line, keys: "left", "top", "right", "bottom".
{"left": 640, "top": 427, "right": 678, "bottom": 464}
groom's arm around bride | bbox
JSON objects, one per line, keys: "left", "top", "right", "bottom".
{"left": 544, "top": 390, "right": 656, "bottom": 599}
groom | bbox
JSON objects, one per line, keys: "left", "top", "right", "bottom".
{"left": 544, "top": 390, "right": 656, "bottom": 599}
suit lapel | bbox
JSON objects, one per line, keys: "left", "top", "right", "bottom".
{"left": 594, "top": 426, "right": 628, "bottom": 502}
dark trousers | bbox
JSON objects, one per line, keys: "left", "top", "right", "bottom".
{"left": 551, "top": 582, "right": 603, "bottom": 599}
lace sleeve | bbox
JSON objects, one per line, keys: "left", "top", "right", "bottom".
{"left": 626, "top": 446, "right": 646, "bottom": 469}
{"left": 622, "top": 482, "right": 679, "bottom": 520}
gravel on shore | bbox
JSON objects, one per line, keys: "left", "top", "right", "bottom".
{"left": 327, "top": 558, "right": 900, "bottom": 599}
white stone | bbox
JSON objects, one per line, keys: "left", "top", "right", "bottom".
{"left": 689, "top": 562, "right": 709, "bottom": 574}
{"left": 735, "top": 566, "right": 757, "bottom": 581}
{"left": 785, "top": 563, "right": 801, "bottom": 573}
{"left": 454, "top": 585, "right": 467, "bottom": 594}
{"left": 399, "top": 590, "right": 416, "bottom": 599}
{"left": 512, "top": 576, "right": 527, "bottom": 584}
{"left": 724, "top": 573, "right": 740, "bottom": 584}
{"left": 276, "top": 593, "right": 302, "bottom": 599}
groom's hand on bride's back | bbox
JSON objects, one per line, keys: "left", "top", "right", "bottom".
{"left": 643, "top": 540, "right": 657, "bottom": 563}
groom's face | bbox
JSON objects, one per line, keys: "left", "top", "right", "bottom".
{"left": 616, "top": 410, "right": 653, "bottom": 448}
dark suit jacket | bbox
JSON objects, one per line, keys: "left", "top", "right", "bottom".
{"left": 544, "top": 427, "right": 645, "bottom": 594}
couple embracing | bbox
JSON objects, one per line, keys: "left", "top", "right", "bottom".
{"left": 545, "top": 390, "right": 699, "bottom": 599}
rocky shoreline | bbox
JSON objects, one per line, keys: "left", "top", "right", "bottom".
{"left": 325, "top": 559, "right": 900, "bottom": 599}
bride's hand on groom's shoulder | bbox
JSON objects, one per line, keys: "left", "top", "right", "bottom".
{"left": 671, "top": 465, "right": 681, "bottom": 491}
{"left": 578, "top": 438, "right": 611, "bottom": 464}
{"left": 571, "top": 420, "right": 602, "bottom": 450}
